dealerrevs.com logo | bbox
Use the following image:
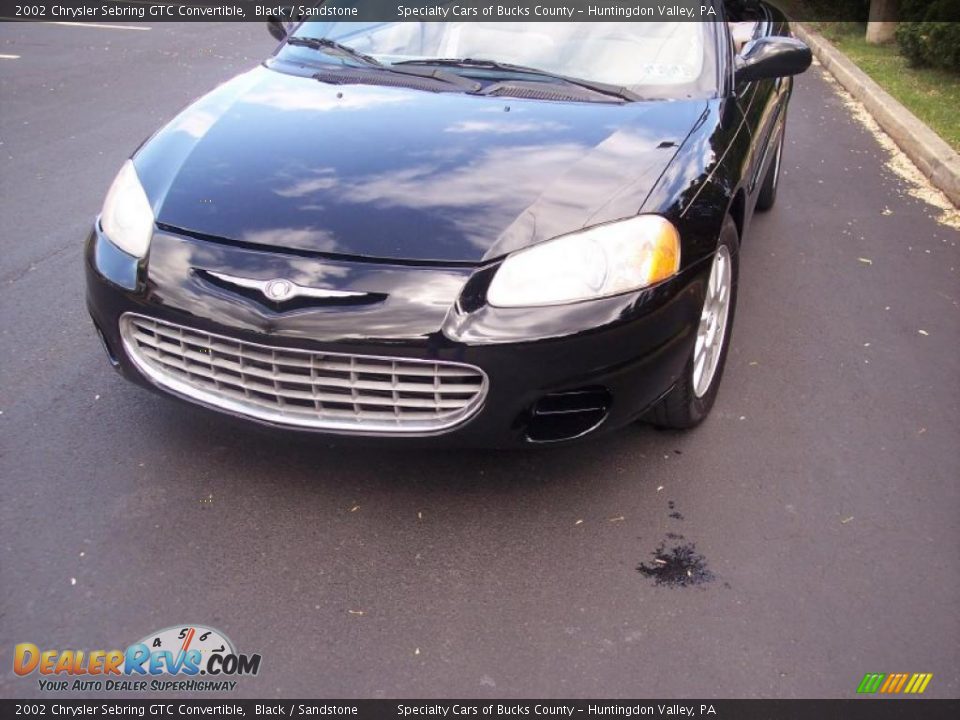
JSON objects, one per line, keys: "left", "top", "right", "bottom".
{"left": 14, "top": 624, "right": 261, "bottom": 692}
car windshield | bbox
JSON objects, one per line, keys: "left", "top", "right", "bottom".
{"left": 284, "top": 20, "right": 717, "bottom": 100}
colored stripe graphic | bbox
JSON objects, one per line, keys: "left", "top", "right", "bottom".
{"left": 904, "top": 673, "right": 933, "bottom": 694}
{"left": 857, "top": 673, "right": 885, "bottom": 693}
{"left": 857, "top": 672, "right": 932, "bottom": 694}
{"left": 880, "top": 673, "right": 908, "bottom": 693}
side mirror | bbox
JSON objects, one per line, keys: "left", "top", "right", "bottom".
{"left": 735, "top": 36, "right": 812, "bottom": 84}
{"left": 266, "top": 17, "right": 287, "bottom": 42}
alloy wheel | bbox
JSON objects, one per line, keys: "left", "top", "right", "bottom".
{"left": 693, "top": 245, "right": 732, "bottom": 398}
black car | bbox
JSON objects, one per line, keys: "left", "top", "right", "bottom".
{"left": 86, "top": 5, "right": 811, "bottom": 446}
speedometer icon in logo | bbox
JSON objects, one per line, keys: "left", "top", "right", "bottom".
{"left": 137, "top": 624, "right": 234, "bottom": 670}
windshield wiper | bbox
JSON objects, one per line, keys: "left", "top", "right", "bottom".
{"left": 286, "top": 36, "right": 384, "bottom": 68}
{"left": 286, "top": 38, "right": 481, "bottom": 92}
{"left": 393, "top": 58, "right": 643, "bottom": 102}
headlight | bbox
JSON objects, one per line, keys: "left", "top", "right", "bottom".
{"left": 100, "top": 160, "right": 154, "bottom": 258}
{"left": 486, "top": 215, "right": 680, "bottom": 308}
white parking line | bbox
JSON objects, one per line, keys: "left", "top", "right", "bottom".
{"left": 0, "top": 54, "right": 21, "bottom": 59}
{"left": 51, "top": 22, "right": 151, "bottom": 31}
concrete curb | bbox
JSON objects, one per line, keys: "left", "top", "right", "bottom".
{"left": 793, "top": 23, "right": 960, "bottom": 208}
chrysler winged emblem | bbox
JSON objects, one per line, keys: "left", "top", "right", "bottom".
{"left": 263, "top": 278, "right": 295, "bottom": 301}
{"left": 206, "top": 270, "right": 369, "bottom": 303}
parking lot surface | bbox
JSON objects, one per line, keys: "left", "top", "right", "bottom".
{"left": 1, "top": 22, "right": 958, "bottom": 698}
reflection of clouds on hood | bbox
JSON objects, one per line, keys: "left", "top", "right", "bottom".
{"left": 274, "top": 168, "right": 339, "bottom": 198}
{"left": 385, "top": 274, "right": 468, "bottom": 308}
{"left": 240, "top": 86, "right": 410, "bottom": 113}
{"left": 147, "top": 241, "right": 200, "bottom": 295}
{"left": 444, "top": 120, "right": 569, "bottom": 134}
{"left": 339, "top": 143, "right": 588, "bottom": 248}
{"left": 164, "top": 70, "right": 262, "bottom": 141}
{"left": 336, "top": 129, "right": 663, "bottom": 254}
{"left": 285, "top": 264, "right": 351, "bottom": 285}
{"left": 343, "top": 144, "right": 587, "bottom": 209}
{"left": 167, "top": 110, "right": 218, "bottom": 140}
{"left": 242, "top": 227, "right": 339, "bottom": 253}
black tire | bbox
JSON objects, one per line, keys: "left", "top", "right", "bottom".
{"left": 646, "top": 215, "right": 740, "bottom": 430}
{"left": 755, "top": 128, "right": 784, "bottom": 212}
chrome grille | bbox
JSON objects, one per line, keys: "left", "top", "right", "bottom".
{"left": 119, "top": 314, "right": 487, "bottom": 434}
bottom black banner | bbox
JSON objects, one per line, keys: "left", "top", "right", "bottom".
{"left": 1, "top": 700, "right": 958, "bottom": 720}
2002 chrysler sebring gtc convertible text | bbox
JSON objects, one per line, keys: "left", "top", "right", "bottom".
{"left": 85, "top": 4, "right": 811, "bottom": 446}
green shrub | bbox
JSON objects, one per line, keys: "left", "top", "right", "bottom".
{"left": 896, "top": 20, "right": 960, "bottom": 71}
{"left": 896, "top": 22, "right": 926, "bottom": 65}
{"left": 895, "top": 0, "right": 960, "bottom": 70}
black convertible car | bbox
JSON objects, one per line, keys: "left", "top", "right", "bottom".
{"left": 86, "top": 4, "right": 811, "bottom": 446}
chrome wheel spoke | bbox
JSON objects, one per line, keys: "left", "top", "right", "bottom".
{"left": 693, "top": 245, "right": 732, "bottom": 398}
{"left": 693, "top": 348, "right": 707, "bottom": 382}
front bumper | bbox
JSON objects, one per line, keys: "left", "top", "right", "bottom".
{"left": 85, "top": 225, "right": 712, "bottom": 447}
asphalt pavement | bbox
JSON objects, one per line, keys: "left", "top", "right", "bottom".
{"left": 1, "top": 22, "right": 958, "bottom": 699}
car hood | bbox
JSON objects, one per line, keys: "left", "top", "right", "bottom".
{"left": 136, "top": 66, "right": 707, "bottom": 264}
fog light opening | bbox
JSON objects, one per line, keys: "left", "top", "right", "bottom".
{"left": 525, "top": 387, "right": 612, "bottom": 443}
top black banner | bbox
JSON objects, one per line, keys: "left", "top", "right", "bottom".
{"left": 2, "top": 0, "right": 954, "bottom": 23}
